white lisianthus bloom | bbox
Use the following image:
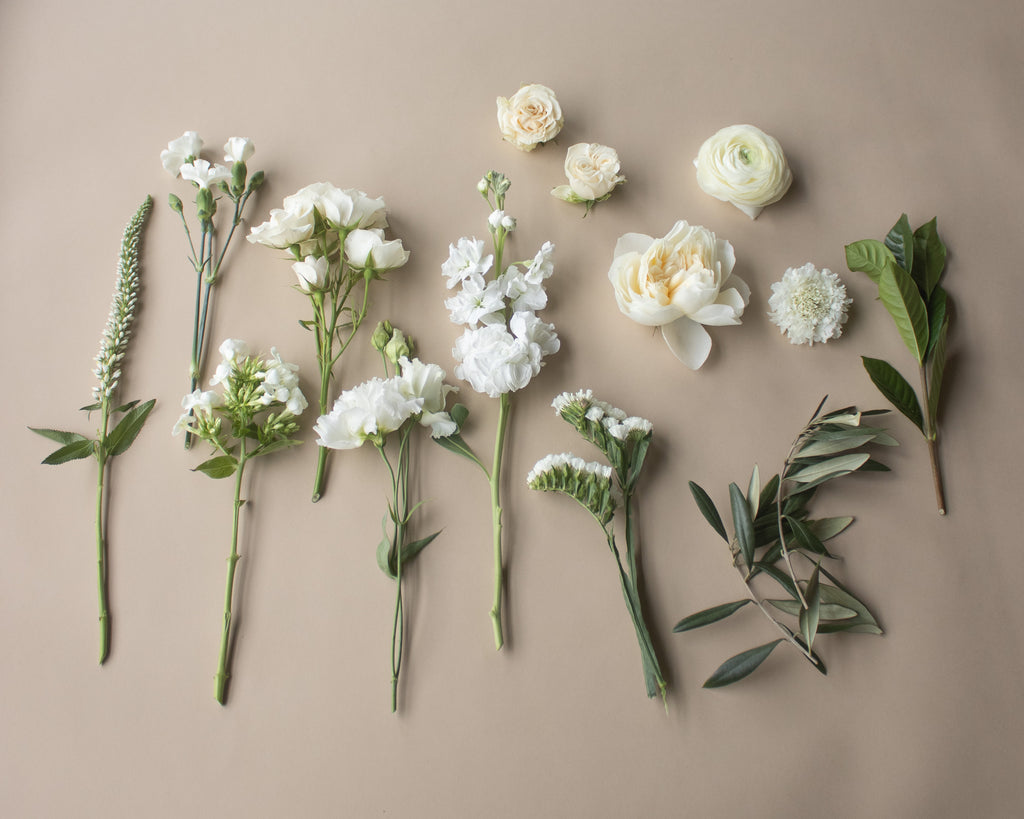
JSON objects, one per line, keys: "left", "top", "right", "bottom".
{"left": 344, "top": 228, "right": 410, "bottom": 271}
{"left": 397, "top": 356, "right": 458, "bottom": 438}
{"left": 315, "top": 377, "right": 423, "bottom": 450}
{"left": 496, "top": 83, "right": 564, "bottom": 151}
{"left": 292, "top": 255, "right": 329, "bottom": 292}
{"left": 444, "top": 275, "right": 507, "bottom": 327}
{"left": 767, "top": 263, "right": 851, "bottom": 346}
{"left": 552, "top": 143, "right": 626, "bottom": 204}
{"left": 179, "top": 159, "right": 232, "bottom": 190}
{"left": 694, "top": 124, "right": 792, "bottom": 219}
{"left": 608, "top": 220, "right": 749, "bottom": 370}
{"left": 442, "top": 237, "right": 493, "bottom": 289}
{"left": 161, "top": 130, "right": 203, "bottom": 176}
{"left": 223, "top": 137, "right": 254, "bottom": 164}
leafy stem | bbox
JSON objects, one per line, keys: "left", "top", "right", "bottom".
{"left": 215, "top": 444, "right": 248, "bottom": 706}
{"left": 489, "top": 392, "right": 511, "bottom": 650}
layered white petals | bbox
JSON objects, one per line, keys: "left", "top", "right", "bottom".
{"left": 694, "top": 124, "right": 792, "bottom": 219}
{"left": 496, "top": 83, "right": 563, "bottom": 151}
{"left": 344, "top": 228, "right": 409, "bottom": 271}
{"left": 768, "top": 263, "right": 851, "bottom": 345}
{"left": 161, "top": 131, "right": 203, "bottom": 176}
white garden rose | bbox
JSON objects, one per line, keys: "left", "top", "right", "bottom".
{"left": 552, "top": 143, "right": 625, "bottom": 204}
{"left": 292, "top": 255, "right": 329, "bottom": 292}
{"left": 496, "top": 83, "right": 564, "bottom": 151}
{"left": 607, "top": 220, "right": 749, "bottom": 370}
{"left": 344, "top": 228, "right": 410, "bottom": 271}
{"left": 693, "top": 124, "right": 792, "bottom": 219}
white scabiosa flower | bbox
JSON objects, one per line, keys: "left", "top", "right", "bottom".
{"left": 768, "top": 263, "right": 852, "bottom": 346}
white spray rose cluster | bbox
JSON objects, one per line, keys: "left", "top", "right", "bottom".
{"left": 496, "top": 83, "right": 564, "bottom": 151}
{"left": 608, "top": 220, "right": 749, "bottom": 370}
{"left": 552, "top": 143, "right": 626, "bottom": 211}
{"left": 693, "top": 124, "right": 792, "bottom": 219}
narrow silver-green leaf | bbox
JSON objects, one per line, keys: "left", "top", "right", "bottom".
{"left": 878, "top": 263, "right": 929, "bottom": 363}
{"left": 787, "top": 516, "right": 835, "bottom": 558}
{"left": 673, "top": 600, "right": 751, "bottom": 633}
{"left": 800, "top": 564, "right": 822, "bottom": 651}
{"left": 798, "top": 428, "right": 883, "bottom": 457}
{"left": 703, "top": 640, "right": 783, "bottom": 688}
{"left": 768, "top": 599, "right": 857, "bottom": 620}
{"left": 689, "top": 481, "right": 729, "bottom": 542}
{"left": 729, "top": 483, "right": 755, "bottom": 570}
{"left": 817, "top": 580, "right": 883, "bottom": 634}
{"left": 788, "top": 453, "right": 870, "bottom": 484}
{"left": 747, "top": 465, "right": 761, "bottom": 519}
{"left": 808, "top": 516, "right": 854, "bottom": 541}
{"left": 862, "top": 357, "right": 924, "bottom": 432}
{"left": 845, "top": 239, "right": 895, "bottom": 284}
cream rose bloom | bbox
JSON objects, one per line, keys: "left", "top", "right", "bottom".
{"left": 552, "top": 143, "right": 626, "bottom": 205}
{"left": 693, "top": 124, "right": 792, "bottom": 219}
{"left": 608, "top": 220, "right": 749, "bottom": 370}
{"left": 496, "top": 83, "right": 563, "bottom": 151}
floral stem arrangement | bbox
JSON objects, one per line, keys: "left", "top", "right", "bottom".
{"left": 314, "top": 323, "right": 458, "bottom": 712}
{"left": 30, "top": 196, "right": 155, "bottom": 664}
{"left": 437, "top": 170, "right": 560, "bottom": 650}
{"left": 173, "top": 340, "right": 307, "bottom": 704}
{"left": 161, "top": 132, "right": 264, "bottom": 448}
{"left": 528, "top": 390, "right": 667, "bottom": 704}
{"left": 248, "top": 183, "right": 408, "bottom": 502}
{"left": 676, "top": 399, "right": 893, "bottom": 687}
{"left": 845, "top": 215, "right": 952, "bottom": 515}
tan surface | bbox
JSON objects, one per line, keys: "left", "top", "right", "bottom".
{"left": 3, "top": 0, "right": 1022, "bottom": 816}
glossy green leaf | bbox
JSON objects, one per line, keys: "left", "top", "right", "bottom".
{"left": 926, "top": 286, "right": 948, "bottom": 358}
{"left": 808, "top": 516, "right": 854, "bottom": 541}
{"left": 703, "top": 640, "right": 783, "bottom": 688}
{"left": 689, "top": 481, "right": 728, "bottom": 542}
{"left": 449, "top": 402, "right": 470, "bottom": 430}
{"left": 433, "top": 431, "right": 487, "bottom": 474}
{"left": 401, "top": 530, "right": 441, "bottom": 564}
{"left": 29, "top": 427, "right": 88, "bottom": 446}
{"left": 913, "top": 217, "right": 947, "bottom": 296}
{"left": 927, "top": 316, "right": 949, "bottom": 429}
{"left": 878, "top": 263, "right": 929, "bottom": 363}
{"left": 788, "top": 453, "right": 870, "bottom": 484}
{"left": 845, "top": 239, "right": 895, "bottom": 284}
{"left": 193, "top": 455, "right": 238, "bottom": 479}
{"left": 884, "top": 214, "right": 914, "bottom": 280}
{"left": 768, "top": 599, "right": 857, "bottom": 620}
{"left": 41, "top": 439, "right": 96, "bottom": 465}
{"left": 105, "top": 399, "right": 156, "bottom": 457}
{"left": 862, "top": 357, "right": 924, "bottom": 432}
{"left": 673, "top": 600, "right": 750, "bottom": 633}
{"left": 729, "top": 483, "right": 755, "bottom": 569}
{"left": 800, "top": 563, "right": 822, "bottom": 650}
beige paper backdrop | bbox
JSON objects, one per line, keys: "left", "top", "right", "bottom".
{"left": 3, "top": 0, "right": 1022, "bottom": 815}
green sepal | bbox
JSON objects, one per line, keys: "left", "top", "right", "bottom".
{"left": 912, "top": 217, "right": 946, "bottom": 296}
{"left": 672, "top": 599, "right": 750, "bottom": 633}
{"left": 193, "top": 455, "right": 239, "bottom": 479}
{"left": 703, "top": 640, "right": 783, "bottom": 688}
{"left": 41, "top": 438, "right": 96, "bottom": 465}
{"left": 728, "top": 483, "right": 755, "bottom": 570}
{"left": 105, "top": 399, "right": 156, "bottom": 457}
{"left": 688, "top": 481, "right": 728, "bottom": 542}
{"left": 878, "top": 262, "right": 929, "bottom": 363}
{"left": 845, "top": 239, "right": 895, "bottom": 284}
{"left": 862, "top": 357, "right": 924, "bottom": 432}
{"left": 884, "top": 214, "right": 915, "bottom": 281}
{"left": 29, "top": 427, "right": 88, "bottom": 446}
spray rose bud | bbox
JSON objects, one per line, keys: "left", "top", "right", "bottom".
{"left": 383, "top": 329, "right": 411, "bottom": 365}
{"left": 371, "top": 321, "right": 394, "bottom": 352}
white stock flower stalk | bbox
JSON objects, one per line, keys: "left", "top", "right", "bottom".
{"left": 768, "top": 263, "right": 852, "bottom": 345}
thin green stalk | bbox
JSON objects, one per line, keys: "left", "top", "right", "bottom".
{"left": 919, "top": 364, "right": 946, "bottom": 515}
{"left": 94, "top": 399, "right": 112, "bottom": 664}
{"left": 215, "top": 446, "right": 247, "bottom": 705}
{"left": 489, "top": 392, "right": 511, "bottom": 650}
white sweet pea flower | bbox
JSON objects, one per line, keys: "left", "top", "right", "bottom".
{"left": 161, "top": 130, "right": 203, "bottom": 176}
{"left": 292, "top": 255, "right": 329, "bottom": 292}
{"left": 767, "top": 263, "right": 851, "bottom": 345}
{"left": 608, "top": 220, "right": 749, "bottom": 370}
{"left": 694, "top": 124, "right": 792, "bottom": 219}
{"left": 179, "top": 159, "right": 232, "bottom": 190}
{"left": 344, "top": 228, "right": 410, "bottom": 271}
{"left": 496, "top": 83, "right": 564, "bottom": 151}
{"left": 223, "top": 137, "right": 255, "bottom": 164}
{"left": 442, "top": 237, "right": 493, "bottom": 289}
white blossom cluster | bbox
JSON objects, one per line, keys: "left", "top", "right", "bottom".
{"left": 552, "top": 389, "right": 653, "bottom": 441}
{"left": 444, "top": 232, "right": 559, "bottom": 397}
{"left": 161, "top": 130, "right": 254, "bottom": 190}
{"left": 526, "top": 451, "right": 618, "bottom": 524}
{"left": 314, "top": 357, "right": 457, "bottom": 450}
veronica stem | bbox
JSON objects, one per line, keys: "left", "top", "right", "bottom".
{"left": 95, "top": 451, "right": 110, "bottom": 665}
{"left": 215, "top": 447, "right": 247, "bottom": 705}
{"left": 919, "top": 364, "right": 947, "bottom": 515}
{"left": 489, "top": 392, "right": 511, "bottom": 650}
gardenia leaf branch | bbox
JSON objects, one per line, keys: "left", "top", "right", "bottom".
{"left": 174, "top": 339, "right": 307, "bottom": 705}
{"left": 247, "top": 182, "right": 409, "bottom": 502}
{"left": 528, "top": 390, "right": 667, "bottom": 704}
{"left": 162, "top": 131, "right": 264, "bottom": 448}
{"left": 314, "top": 324, "right": 458, "bottom": 712}
{"left": 30, "top": 196, "right": 156, "bottom": 664}
{"left": 845, "top": 214, "right": 952, "bottom": 514}
{"left": 437, "top": 171, "right": 560, "bottom": 650}
{"left": 676, "top": 399, "right": 894, "bottom": 688}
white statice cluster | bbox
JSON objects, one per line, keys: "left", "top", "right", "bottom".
{"left": 161, "top": 131, "right": 254, "bottom": 190}
{"left": 315, "top": 357, "right": 457, "bottom": 450}
{"left": 767, "top": 263, "right": 852, "bottom": 346}
{"left": 526, "top": 452, "right": 618, "bottom": 524}
{"left": 552, "top": 390, "right": 653, "bottom": 442}
{"left": 444, "top": 231, "right": 559, "bottom": 398}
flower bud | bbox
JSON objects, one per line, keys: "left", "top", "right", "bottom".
{"left": 383, "top": 329, "right": 411, "bottom": 365}
{"left": 231, "top": 161, "right": 247, "bottom": 197}
{"left": 196, "top": 187, "right": 216, "bottom": 224}
{"left": 247, "top": 170, "right": 265, "bottom": 193}
{"left": 370, "top": 321, "right": 394, "bottom": 352}
{"left": 168, "top": 193, "right": 183, "bottom": 213}
{"left": 477, "top": 178, "right": 488, "bottom": 194}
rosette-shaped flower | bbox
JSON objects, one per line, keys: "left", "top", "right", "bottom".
{"left": 496, "top": 83, "right": 563, "bottom": 151}
{"left": 344, "top": 228, "right": 410, "bottom": 272}
{"left": 767, "top": 263, "right": 851, "bottom": 345}
{"left": 314, "top": 378, "right": 422, "bottom": 450}
{"left": 552, "top": 143, "right": 625, "bottom": 205}
{"left": 607, "top": 220, "right": 749, "bottom": 370}
{"left": 693, "top": 124, "right": 792, "bottom": 219}
{"left": 292, "top": 255, "right": 329, "bottom": 293}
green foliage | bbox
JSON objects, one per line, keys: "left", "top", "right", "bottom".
{"left": 679, "top": 399, "right": 890, "bottom": 688}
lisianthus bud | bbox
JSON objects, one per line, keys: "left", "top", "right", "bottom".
{"left": 384, "top": 329, "right": 411, "bottom": 365}
{"left": 371, "top": 321, "right": 394, "bottom": 352}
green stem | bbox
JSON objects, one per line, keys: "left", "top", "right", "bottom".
{"left": 184, "top": 228, "right": 209, "bottom": 450}
{"left": 215, "top": 447, "right": 247, "bottom": 705}
{"left": 312, "top": 295, "right": 331, "bottom": 503}
{"left": 919, "top": 364, "right": 946, "bottom": 515}
{"left": 95, "top": 400, "right": 112, "bottom": 664}
{"left": 489, "top": 392, "right": 511, "bottom": 650}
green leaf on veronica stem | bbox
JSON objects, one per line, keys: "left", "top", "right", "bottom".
{"left": 800, "top": 563, "right": 822, "bottom": 650}
{"left": 79, "top": 402, "right": 102, "bottom": 412}
{"left": 401, "top": 531, "right": 441, "bottom": 564}
{"left": 878, "top": 263, "right": 929, "bottom": 363}
{"left": 926, "top": 286, "right": 948, "bottom": 359}
{"left": 703, "top": 640, "right": 784, "bottom": 688}
{"left": 884, "top": 214, "right": 915, "bottom": 280}
{"left": 193, "top": 455, "right": 238, "bottom": 479}
{"left": 788, "top": 453, "right": 870, "bottom": 484}
{"left": 768, "top": 599, "right": 857, "bottom": 620}
{"left": 927, "top": 316, "right": 949, "bottom": 429}
{"left": 747, "top": 465, "right": 761, "bottom": 519}
{"left": 729, "top": 483, "right": 755, "bottom": 569}
{"left": 862, "top": 357, "right": 924, "bottom": 432}
{"left": 112, "top": 399, "right": 140, "bottom": 414}
{"left": 913, "top": 217, "right": 947, "bottom": 296}
{"left": 845, "top": 239, "right": 895, "bottom": 284}
{"left": 808, "top": 516, "right": 854, "bottom": 541}
{"left": 29, "top": 427, "right": 88, "bottom": 446}
{"left": 41, "top": 439, "right": 96, "bottom": 465}
{"left": 689, "top": 481, "right": 728, "bottom": 542}
{"left": 673, "top": 600, "right": 750, "bottom": 632}
{"left": 105, "top": 399, "right": 156, "bottom": 457}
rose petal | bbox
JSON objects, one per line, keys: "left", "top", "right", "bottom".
{"left": 661, "top": 317, "right": 712, "bottom": 370}
{"left": 613, "top": 232, "right": 654, "bottom": 257}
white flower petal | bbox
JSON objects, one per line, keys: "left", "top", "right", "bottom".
{"left": 661, "top": 317, "right": 712, "bottom": 370}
